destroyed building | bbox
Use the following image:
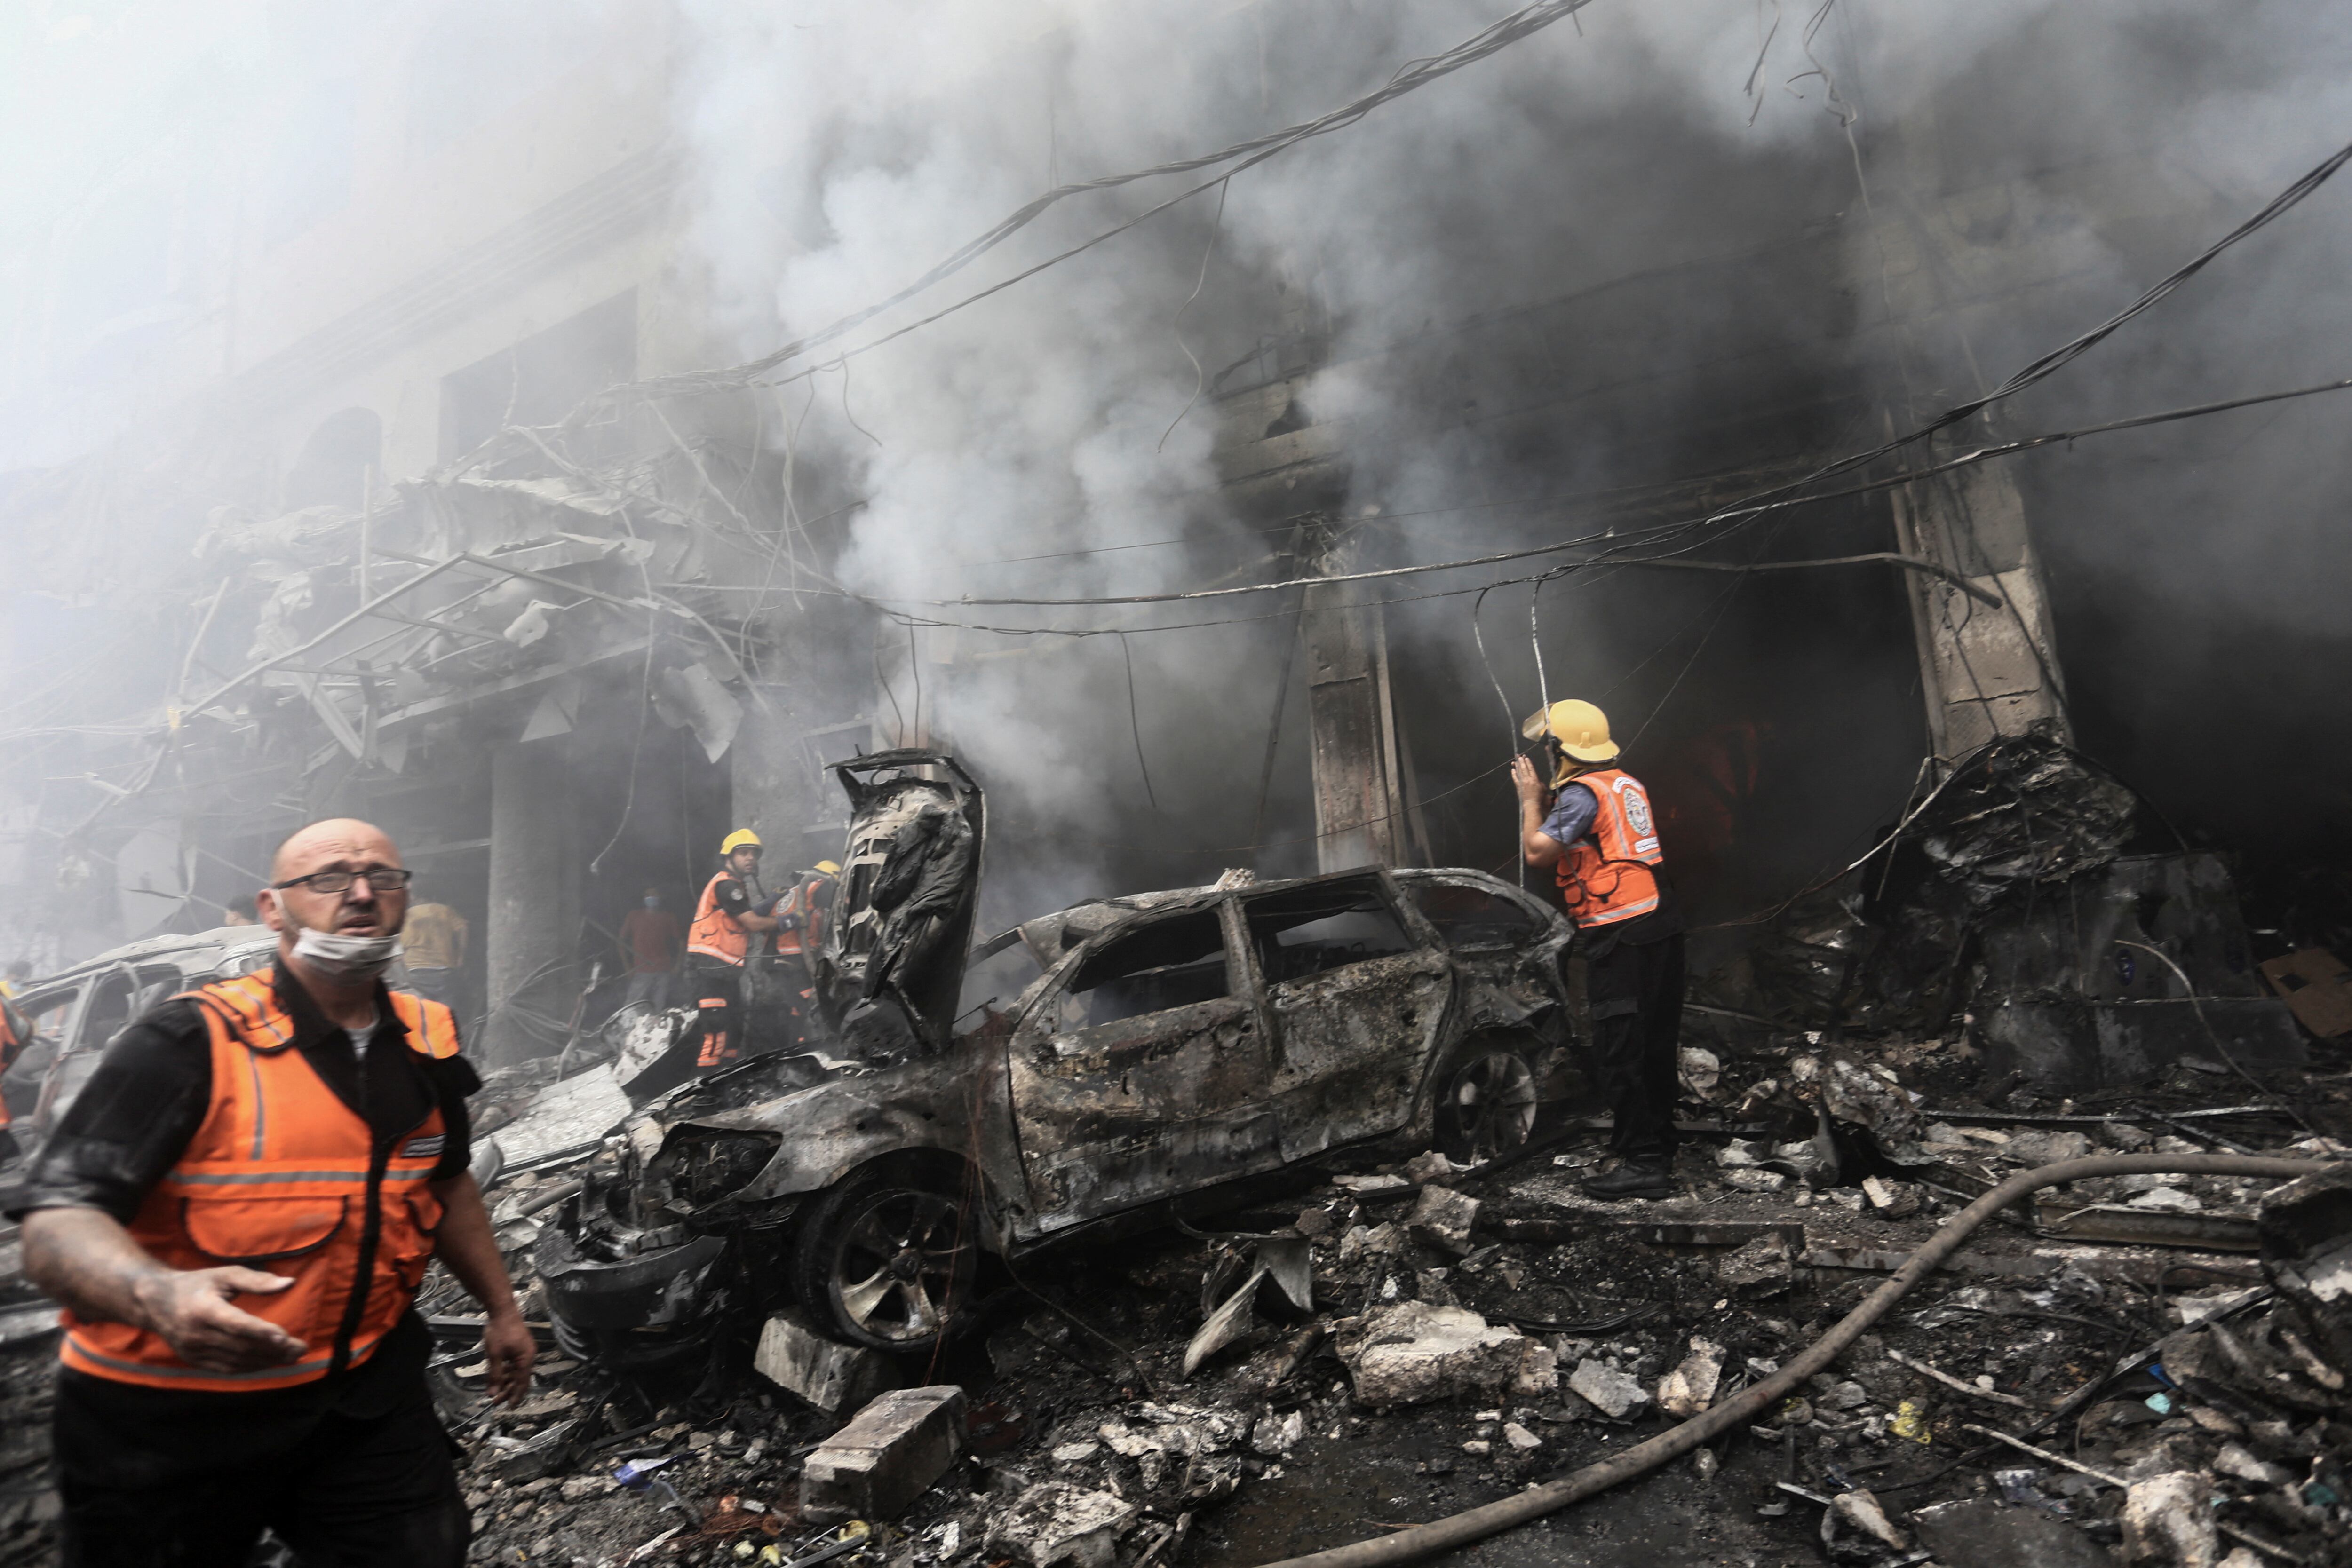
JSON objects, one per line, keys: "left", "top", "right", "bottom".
{"left": 0, "top": 3, "right": 2350, "bottom": 1567}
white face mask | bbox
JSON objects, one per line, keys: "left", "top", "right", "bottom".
{"left": 292, "top": 925, "right": 404, "bottom": 980}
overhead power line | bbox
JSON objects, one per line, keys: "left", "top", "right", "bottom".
{"left": 833, "top": 131, "right": 2352, "bottom": 612}
{"left": 633, "top": 0, "right": 1599, "bottom": 400}
{"left": 857, "top": 368, "right": 2352, "bottom": 623}
{"left": 919, "top": 369, "right": 2352, "bottom": 610}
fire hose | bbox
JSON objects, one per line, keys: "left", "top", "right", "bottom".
{"left": 1255, "top": 1153, "right": 2329, "bottom": 1568}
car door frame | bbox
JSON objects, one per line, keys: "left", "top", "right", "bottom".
{"left": 1001, "top": 893, "right": 1284, "bottom": 1241}
{"left": 1237, "top": 869, "right": 1458, "bottom": 1163}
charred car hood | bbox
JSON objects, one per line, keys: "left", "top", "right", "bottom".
{"left": 625, "top": 1045, "right": 990, "bottom": 1210}
{"left": 815, "top": 750, "right": 985, "bottom": 1058}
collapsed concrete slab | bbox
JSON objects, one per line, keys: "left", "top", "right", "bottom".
{"left": 753, "top": 1308, "right": 899, "bottom": 1415}
{"left": 1338, "top": 1301, "right": 1554, "bottom": 1407}
{"left": 802, "top": 1386, "right": 966, "bottom": 1523}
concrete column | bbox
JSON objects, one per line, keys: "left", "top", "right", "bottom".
{"left": 485, "top": 737, "right": 575, "bottom": 1064}
{"left": 1301, "top": 522, "right": 1419, "bottom": 872}
{"left": 1888, "top": 440, "right": 2071, "bottom": 766}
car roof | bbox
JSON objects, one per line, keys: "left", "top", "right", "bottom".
{"left": 30, "top": 926, "right": 278, "bottom": 989}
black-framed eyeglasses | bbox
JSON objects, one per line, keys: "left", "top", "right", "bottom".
{"left": 272, "top": 869, "right": 415, "bottom": 895}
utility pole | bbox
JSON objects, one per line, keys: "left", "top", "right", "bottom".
{"left": 1887, "top": 442, "right": 2070, "bottom": 766}
{"left": 1300, "top": 516, "right": 1427, "bottom": 871}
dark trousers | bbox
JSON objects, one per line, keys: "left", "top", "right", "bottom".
{"left": 687, "top": 961, "right": 742, "bottom": 1069}
{"left": 58, "top": 1386, "right": 466, "bottom": 1568}
{"left": 1586, "top": 930, "right": 1685, "bottom": 1166}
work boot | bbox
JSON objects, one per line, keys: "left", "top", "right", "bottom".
{"left": 1581, "top": 1161, "right": 1673, "bottom": 1200}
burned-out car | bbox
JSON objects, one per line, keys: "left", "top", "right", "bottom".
{"left": 0, "top": 926, "right": 445, "bottom": 1170}
{"left": 543, "top": 750, "right": 1575, "bottom": 1365}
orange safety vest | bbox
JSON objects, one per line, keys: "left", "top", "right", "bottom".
{"left": 1555, "top": 768, "right": 1665, "bottom": 929}
{"left": 59, "top": 971, "right": 462, "bottom": 1394}
{"left": 686, "top": 871, "right": 751, "bottom": 966}
{"left": 769, "top": 873, "right": 838, "bottom": 961}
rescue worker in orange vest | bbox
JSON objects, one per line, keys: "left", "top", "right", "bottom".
{"left": 768, "top": 859, "right": 841, "bottom": 1048}
{"left": 1511, "top": 699, "right": 1687, "bottom": 1201}
{"left": 684, "top": 829, "right": 782, "bottom": 1069}
{"left": 10, "top": 819, "right": 531, "bottom": 1567}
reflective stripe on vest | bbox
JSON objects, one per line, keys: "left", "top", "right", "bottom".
{"left": 59, "top": 971, "right": 462, "bottom": 1393}
{"left": 1555, "top": 768, "right": 1666, "bottom": 929}
{"left": 686, "top": 872, "right": 748, "bottom": 966}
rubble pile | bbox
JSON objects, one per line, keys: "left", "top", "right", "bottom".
{"left": 0, "top": 1005, "right": 2344, "bottom": 1566}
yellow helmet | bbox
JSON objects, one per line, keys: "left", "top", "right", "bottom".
{"left": 1521, "top": 698, "right": 1620, "bottom": 765}
{"left": 720, "top": 829, "right": 764, "bottom": 857}
{"left": 813, "top": 860, "right": 842, "bottom": 877}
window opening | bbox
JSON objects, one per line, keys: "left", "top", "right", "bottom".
{"left": 1061, "top": 909, "right": 1229, "bottom": 1028}
{"left": 1245, "top": 879, "right": 1413, "bottom": 984}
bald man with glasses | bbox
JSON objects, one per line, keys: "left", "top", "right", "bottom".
{"left": 13, "top": 819, "right": 530, "bottom": 1567}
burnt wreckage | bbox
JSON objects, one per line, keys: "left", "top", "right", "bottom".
{"left": 543, "top": 750, "right": 1577, "bottom": 1363}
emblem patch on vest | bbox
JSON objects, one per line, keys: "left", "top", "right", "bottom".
{"left": 401, "top": 1133, "right": 445, "bottom": 1159}
{"left": 1618, "top": 780, "right": 1655, "bottom": 839}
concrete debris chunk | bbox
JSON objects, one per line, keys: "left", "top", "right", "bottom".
{"left": 1820, "top": 1489, "right": 1908, "bottom": 1555}
{"left": 2212, "top": 1442, "right": 2292, "bottom": 1488}
{"left": 1860, "top": 1175, "right": 1921, "bottom": 1217}
{"left": 801, "top": 1385, "right": 966, "bottom": 1523}
{"left": 753, "top": 1307, "right": 899, "bottom": 1415}
{"left": 1501, "top": 1421, "right": 1542, "bottom": 1451}
{"left": 2121, "top": 1471, "right": 2218, "bottom": 1568}
{"left": 1402, "top": 1150, "right": 1463, "bottom": 1184}
{"left": 984, "top": 1482, "right": 1139, "bottom": 1568}
{"left": 1405, "top": 1185, "right": 1481, "bottom": 1258}
{"left": 1337, "top": 1301, "right": 1548, "bottom": 1407}
{"left": 2003, "top": 1129, "right": 2093, "bottom": 1165}
{"left": 1819, "top": 1056, "right": 1923, "bottom": 1143}
{"left": 1716, "top": 1232, "right": 1794, "bottom": 1298}
{"left": 1339, "top": 1222, "right": 1406, "bottom": 1263}
{"left": 1724, "top": 1167, "right": 1789, "bottom": 1193}
{"left": 1250, "top": 1410, "right": 1304, "bottom": 1456}
{"left": 1566, "top": 1359, "right": 1650, "bottom": 1420}
{"left": 1677, "top": 1046, "right": 1721, "bottom": 1100}
{"left": 1655, "top": 1337, "right": 1725, "bottom": 1418}
{"left": 1911, "top": 1498, "right": 2112, "bottom": 1568}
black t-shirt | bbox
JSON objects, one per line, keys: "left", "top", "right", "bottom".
{"left": 12, "top": 970, "right": 479, "bottom": 1478}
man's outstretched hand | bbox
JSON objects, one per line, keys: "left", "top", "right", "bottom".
{"left": 131, "top": 1266, "right": 305, "bottom": 1371}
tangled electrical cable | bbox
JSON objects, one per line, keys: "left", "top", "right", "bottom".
{"left": 629, "top": 0, "right": 1602, "bottom": 404}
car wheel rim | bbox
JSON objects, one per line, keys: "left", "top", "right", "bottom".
{"left": 1443, "top": 1051, "right": 1538, "bottom": 1165}
{"left": 831, "top": 1189, "right": 972, "bottom": 1344}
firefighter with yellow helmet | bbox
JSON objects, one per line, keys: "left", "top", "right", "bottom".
{"left": 684, "top": 829, "right": 782, "bottom": 1070}
{"left": 1510, "top": 698, "right": 1687, "bottom": 1201}
{"left": 768, "top": 859, "right": 842, "bottom": 1049}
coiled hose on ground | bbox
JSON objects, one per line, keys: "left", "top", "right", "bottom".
{"left": 1256, "top": 1153, "right": 2329, "bottom": 1568}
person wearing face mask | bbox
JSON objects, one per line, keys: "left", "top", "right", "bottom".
{"left": 9, "top": 818, "right": 531, "bottom": 1567}
{"left": 617, "top": 887, "right": 682, "bottom": 1012}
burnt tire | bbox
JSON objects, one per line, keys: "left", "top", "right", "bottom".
{"left": 1432, "top": 1039, "right": 1540, "bottom": 1167}
{"left": 792, "top": 1163, "right": 980, "bottom": 1353}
